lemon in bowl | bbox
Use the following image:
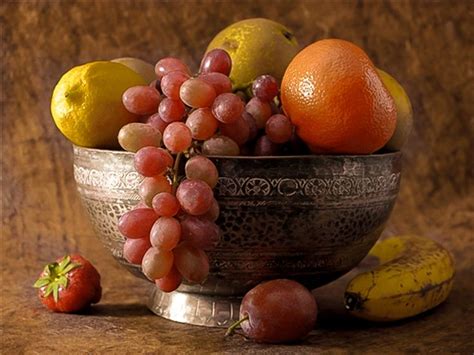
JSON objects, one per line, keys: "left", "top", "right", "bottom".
{"left": 51, "top": 61, "right": 146, "bottom": 149}
{"left": 111, "top": 57, "right": 156, "bottom": 84}
{"left": 378, "top": 69, "right": 413, "bottom": 151}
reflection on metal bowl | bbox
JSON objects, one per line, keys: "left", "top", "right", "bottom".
{"left": 73, "top": 146, "right": 401, "bottom": 327}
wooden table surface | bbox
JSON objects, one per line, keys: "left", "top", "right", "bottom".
{"left": 2, "top": 1, "right": 473, "bottom": 353}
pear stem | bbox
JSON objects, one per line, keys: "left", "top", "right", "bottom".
{"left": 225, "top": 315, "right": 249, "bottom": 337}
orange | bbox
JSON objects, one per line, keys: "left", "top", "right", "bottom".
{"left": 281, "top": 39, "right": 397, "bottom": 154}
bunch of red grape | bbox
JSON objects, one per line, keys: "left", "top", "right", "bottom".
{"left": 117, "top": 50, "right": 239, "bottom": 292}
{"left": 121, "top": 50, "right": 303, "bottom": 157}
{"left": 117, "top": 150, "right": 220, "bottom": 292}
{"left": 115, "top": 48, "right": 305, "bottom": 293}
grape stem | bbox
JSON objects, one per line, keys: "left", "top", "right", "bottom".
{"left": 172, "top": 152, "right": 183, "bottom": 192}
{"left": 225, "top": 315, "right": 249, "bottom": 337}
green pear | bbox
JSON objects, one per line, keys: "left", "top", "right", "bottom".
{"left": 206, "top": 18, "right": 299, "bottom": 90}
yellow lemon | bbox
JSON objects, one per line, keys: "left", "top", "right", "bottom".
{"left": 206, "top": 18, "right": 299, "bottom": 90}
{"left": 111, "top": 57, "right": 157, "bottom": 84}
{"left": 51, "top": 61, "right": 146, "bottom": 148}
{"left": 378, "top": 69, "right": 414, "bottom": 151}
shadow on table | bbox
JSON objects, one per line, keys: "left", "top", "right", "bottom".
{"left": 84, "top": 303, "right": 152, "bottom": 317}
{"left": 316, "top": 304, "right": 445, "bottom": 332}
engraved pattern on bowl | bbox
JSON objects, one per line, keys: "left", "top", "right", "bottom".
{"left": 73, "top": 146, "right": 401, "bottom": 297}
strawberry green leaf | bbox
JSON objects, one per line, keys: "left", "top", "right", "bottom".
{"left": 45, "top": 283, "right": 55, "bottom": 297}
{"left": 42, "top": 264, "right": 51, "bottom": 275}
{"left": 52, "top": 284, "right": 59, "bottom": 302}
{"left": 58, "top": 276, "right": 68, "bottom": 289}
{"left": 58, "top": 256, "right": 71, "bottom": 270}
{"left": 33, "top": 278, "right": 50, "bottom": 288}
{"left": 33, "top": 256, "right": 81, "bottom": 302}
{"left": 62, "top": 262, "right": 80, "bottom": 275}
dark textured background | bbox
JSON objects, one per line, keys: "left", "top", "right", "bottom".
{"left": 1, "top": 0, "right": 473, "bottom": 353}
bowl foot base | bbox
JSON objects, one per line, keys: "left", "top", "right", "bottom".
{"left": 147, "top": 286, "right": 241, "bottom": 328}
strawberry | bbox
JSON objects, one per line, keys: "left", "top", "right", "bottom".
{"left": 33, "top": 254, "right": 102, "bottom": 313}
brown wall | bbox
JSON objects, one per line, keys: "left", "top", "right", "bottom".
{"left": 2, "top": 1, "right": 473, "bottom": 352}
{"left": 3, "top": 0, "right": 471, "bottom": 264}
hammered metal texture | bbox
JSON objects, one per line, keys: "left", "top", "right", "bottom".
{"left": 73, "top": 146, "right": 401, "bottom": 326}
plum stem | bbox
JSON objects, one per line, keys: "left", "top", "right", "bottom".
{"left": 225, "top": 315, "right": 249, "bottom": 337}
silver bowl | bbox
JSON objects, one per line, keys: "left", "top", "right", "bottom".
{"left": 73, "top": 146, "right": 401, "bottom": 327}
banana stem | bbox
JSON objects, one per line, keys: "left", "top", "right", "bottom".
{"left": 225, "top": 315, "right": 249, "bottom": 337}
{"left": 344, "top": 292, "right": 362, "bottom": 311}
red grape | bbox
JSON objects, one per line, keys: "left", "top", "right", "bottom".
{"left": 138, "top": 115, "right": 151, "bottom": 124}
{"left": 202, "top": 135, "right": 240, "bottom": 156}
{"left": 152, "top": 192, "right": 180, "bottom": 217}
{"left": 141, "top": 247, "right": 174, "bottom": 280}
{"left": 158, "top": 98, "right": 185, "bottom": 123}
{"left": 180, "top": 215, "right": 221, "bottom": 250}
{"left": 254, "top": 135, "right": 280, "bottom": 156}
{"left": 132, "top": 201, "right": 148, "bottom": 210}
{"left": 265, "top": 114, "right": 293, "bottom": 144}
{"left": 118, "top": 208, "right": 157, "bottom": 239}
{"left": 179, "top": 78, "right": 216, "bottom": 108}
{"left": 184, "top": 155, "right": 219, "bottom": 188}
{"left": 246, "top": 97, "right": 272, "bottom": 129}
{"left": 252, "top": 75, "right": 279, "bottom": 102}
{"left": 134, "top": 146, "right": 170, "bottom": 177}
{"left": 150, "top": 217, "right": 181, "bottom": 251}
{"left": 139, "top": 175, "right": 172, "bottom": 206}
{"left": 212, "top": 93, "right": 244, "bottom": 124}
{"left": 155, "top": 57, "right": 190, "bottom": 78}
{"left": 176, "top": 179, "right": 214, "bottom": 216}
{"left": 155, "top": 266, "right": 182, "bottom": 292}
{"left": 186, "top": 108, "right": 218, "bottom": 140}
{"left": 122, "top": 86, "right": 161, "bottom": 115}
{"left": 199, "top": 72, "right": 232, "bottom": 96}
{"left": 123, "top": 237, "right": 151, "bottom": 265}
{"left": 242, "top": 111, "right": 258, "bottom": 141}
{"left": 235, "top": 90, "right": 248, "bottom": 102}
{"left": 146, "top": 113, "right": 169, "bottom": 134}
{"left": 163, "top": 122, "right": 192, "bottom": 153}
{"left": 158, "top": 147, "right": 174, "bottom": 168}
{"left": 200, "top": 49, "right": 232, "bottom": 76}
{"left": 201, "top": 198, "right": 220, "bottom": 222}
{"left": 219, "top": 115, "right": 250, "bottom": 146}
{"left": 174, "top": 242, "right": 209, "bottom": 284}
{"left": 149, "top": 78, "right": 162, "bottom": 93}
{"left": 118, "top": 123, "right": 162, "bottom": 152}
{"left": 161, "top": 71, "right": 189, "bottom": 100}
{"left": 229, "top": 279, "right": 317, "bottom": 343}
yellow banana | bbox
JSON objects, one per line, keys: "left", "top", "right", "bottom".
{"left": 344, "top": 235, "right": 455, "bottom": 322}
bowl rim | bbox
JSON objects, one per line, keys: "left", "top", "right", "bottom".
{"left": 73, "top": 145, "right": 402, "bottom": 160}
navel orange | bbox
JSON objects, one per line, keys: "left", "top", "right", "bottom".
{"left": 281, "top": 39, "right": 397, "bottom": 154}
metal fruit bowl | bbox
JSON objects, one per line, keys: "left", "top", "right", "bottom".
{"left": 73, "top": 145, "right": 401, "bottom": 327}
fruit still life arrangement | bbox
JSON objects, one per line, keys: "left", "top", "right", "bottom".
{"left": 38, "top": 18, "right": 454, "bottom": 343}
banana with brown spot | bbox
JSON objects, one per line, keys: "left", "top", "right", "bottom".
{"left": 344, "top": 235, "right": 455, "bottom": 321}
